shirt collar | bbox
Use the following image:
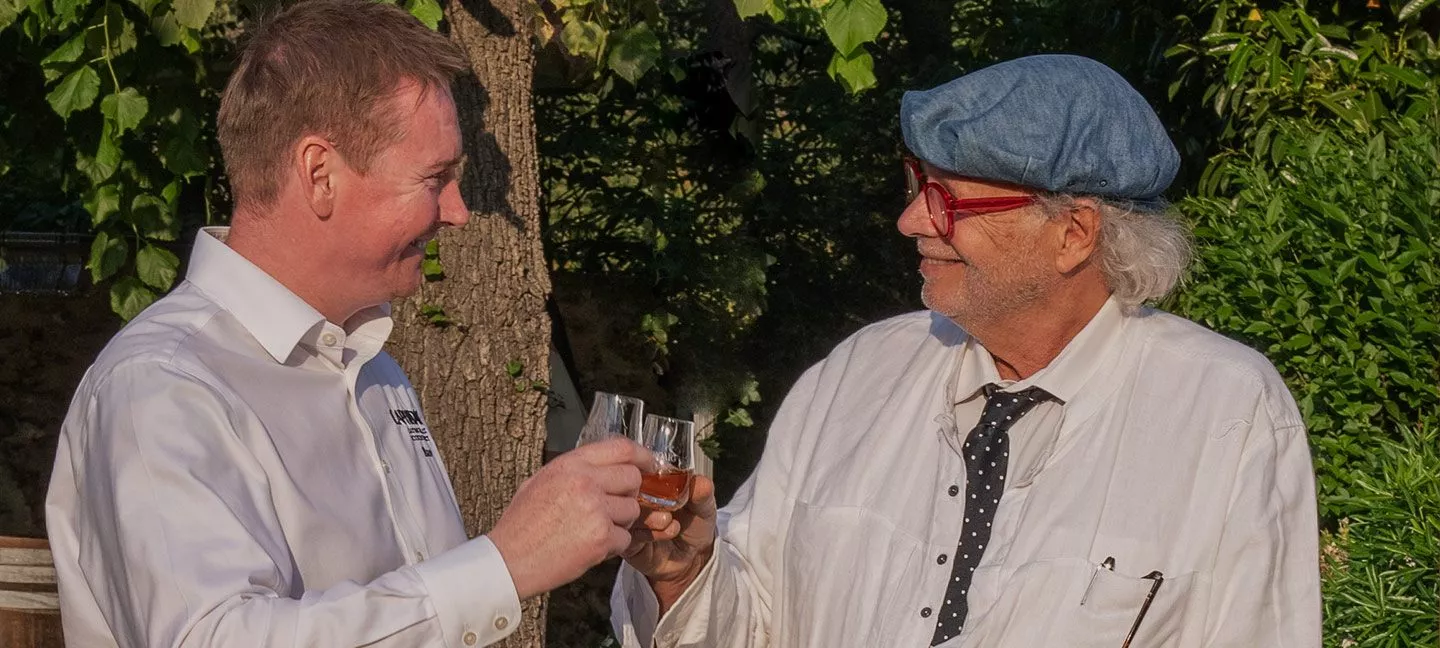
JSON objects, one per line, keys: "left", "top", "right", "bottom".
{"left": 951, "top": 297, "right": 1129, "bottom": 405}
{"left": 185, "top": 226, "right": 328, "bottom": 363}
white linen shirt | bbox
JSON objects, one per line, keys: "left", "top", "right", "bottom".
{"left": 613, "top": 300, "right": 1321, "bottom": 647}
{"left": 46, "top": 227, "right": 522, "bottom": 648}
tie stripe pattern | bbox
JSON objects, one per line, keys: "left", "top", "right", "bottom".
{"left": 930, "top": 385, "right": 1052, "bottom": 645}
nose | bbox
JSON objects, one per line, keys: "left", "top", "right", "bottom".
{"left": 439, "top": 181, "right": 470, "bottom": 228}
{"left": 897, "top": 193, "right": 938, "bottom": 239}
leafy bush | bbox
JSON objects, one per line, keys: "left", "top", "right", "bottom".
{"left": 1321, "top": 417, "right": 1440, "bottom": 647}
{"left": 1174, "top": 116, "right": 1439, "bottom": 517}
{"left": 1168, "top": 5, "right": 1438, "bottom": 641}
{"left": 1168, "top": 0, "right": 1439, "bottom": 519}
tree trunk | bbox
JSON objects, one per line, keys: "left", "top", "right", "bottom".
{"left": 388, "top": 0, "right": 552, "bottom": 645}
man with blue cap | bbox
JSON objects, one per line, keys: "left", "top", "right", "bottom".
{"left": 613, "top": 55, "right": 1321, "bottom": 647}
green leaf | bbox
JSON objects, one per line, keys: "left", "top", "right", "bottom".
{"left": 127, "top": 0, "right": 158, "bottom": 15}
{"left": 822, "top": 0, "right": 886, "bottom": 57}
{"left": 76, "top": 122, "right": 121, "bottom": 183}
{"left": 52, "top": 0, "right": 87, "bottom": 26}
{"left": 738, "top": 376, "right": 760, "bottom": 405}
{"left": 419, "top": 303, "right": 452, "bottom": 326}
{"left": 85, "top": 4, "right": 138, "bottom": 56}
{"left": 46, "top": 65, "right": 100, "bottom": 120}
{"left": 151, "top": 10, "right": 185, "bottom": 47}
{"left": 404, "top": 0, "right": 442, "bottom": 30}
{"left": 85, "top": 183, "right": 122, "bottom": 227}
{"left": 733, "top": 0, "right": 771, "bottom": 19}
{"left": 1284, "top": 333, "right": 1315, "bottom": 350}
{"left": 606, "top": 24, "right": 661, "bottom": 85}
{"left": 161, "top": 178, "right": 182, "bottom": 209}
{"left": 1224, "top": 41, "right": 1252, "bottom": 88}
{"left": 100, "top": 87, "right": 149, "bottom": 135}
{"left": 161, "top": 135, "right": 206, "bottom": 177}
{"left": 505, "top": 359, "right": 523, "bottom": 378}
{"left": 421, "top": 239, "right": 445, "bottom": 280}
{"left": 826, "top": 49, "right": 876, "bottom": 94}
{"left": 0, "top": 0, "right": 25, "bottom": 31}
{"left": 724, "top": 407, "right": 753, "bottom": 427}
{"left": 560, "top": 19, "right": 605, "bottom": 62}
{"left": 172, "top": 0, "right": 214, "bottom": 29}
{"left": 131, "top": 193, "right": 179, "bottom": 241}
{"left": 1376, "top": 64, "right": 1430, "bottom": 91}
{"left": 40, "top": 33, "right": 86, "bottom": 67}
{"left": 135, "top": 244, "right": 180, "bottom": 290}
{"left": 88, "top": 231, "right": 129, "bottom": 283}
{"left": 1398, "top": 0, "right": 1438, "bottom": 21}
{"left": 110, "top": 277, "right": 157, "bottom": 321}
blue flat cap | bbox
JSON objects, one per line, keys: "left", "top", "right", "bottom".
{"left": 901, "top": 54, "right": 1178, "bottom": 202}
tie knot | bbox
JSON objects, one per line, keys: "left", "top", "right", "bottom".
{"left": 982, "top": 385, "right": 1053, "bottom": 421}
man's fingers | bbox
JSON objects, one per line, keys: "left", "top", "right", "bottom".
{"left": 635, "top": 509, "right": 672, "bottom": 531}
{"left": 570, "top": 436, "right": 657, "bottom": 471}
{"left": 605, "top": 494, "right": 643, "bottom": 527}
{"left": 607, "top": 525, "right": 634, "bottom": 558}
{"left": 627, "top": 520, "right": 680, "bottom": 545}
{"left": 686, "top": 475, "right": 718, "bottom": 517}
{"left": 597, "top": 464, "right": 643, "bottom": 496}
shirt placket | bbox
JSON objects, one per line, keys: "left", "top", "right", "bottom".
{"left": 922, "top": 410, "right": 972, "bottom": 630}
{"left": 325, "top": 326, "right": 423, "bottom": 565}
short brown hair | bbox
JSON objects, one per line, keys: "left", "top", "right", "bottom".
{"left": 218, "top": 0, "right": 468, "bottom": 207}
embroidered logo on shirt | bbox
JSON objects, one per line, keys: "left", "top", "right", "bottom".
{"left": 389, "top": 409, "right": 435, "bottom": 457}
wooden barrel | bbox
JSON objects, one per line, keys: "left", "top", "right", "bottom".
{"left": 0, "top": 536, "right": 64, "bottom": 648}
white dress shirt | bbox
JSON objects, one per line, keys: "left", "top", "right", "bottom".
{"left": 46, "top": 227, "right": 522, "bottom": 648}
{"left": 612, "top": 299, "right": 1321, "bottom": 647}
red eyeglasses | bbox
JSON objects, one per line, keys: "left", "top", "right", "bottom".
{"left": 903, "top": 158, "right": 1037, "bottom": 238}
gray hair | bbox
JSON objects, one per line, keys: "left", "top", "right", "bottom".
{"left": 1037, "top": 194, "right": 1193, "bottom": 311}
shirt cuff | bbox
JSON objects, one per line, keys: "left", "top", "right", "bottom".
{"left": 613, "top": 552, "right": 719, "bottom": 648}
{"left": 652, "top": 552, "right": 717, "bottom": 647}
{"left": 414, "top": 536, "right": 522, "bottom": 647}
{"left": 613, "top": 562, "right": 660, "bottom": 646}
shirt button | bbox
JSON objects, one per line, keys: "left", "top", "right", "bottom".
{"left": 494, "top": 616, "right": 509, "bottom": 631}
{"left": 415, "top": 551, "right": 426, "bottom": 562}
{"left": 920, "top": 607, "right": 933, "bottom": 618}
{"left": 320, "top": 333, "right": 337, "bottom": 346}
{"left": 937, "top": 554, "right": 948, "bottom": 565}
{"left": 462, "top": 630, "right": 478, "bottom": 645}
{"left": 948, "top": 485, "right": 959, "bottom": 497}
{"left": 380, "top": 461, "right": 391, "bottom": 473}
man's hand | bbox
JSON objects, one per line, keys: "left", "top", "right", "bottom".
{"left": 488, "top": 437, "right": 654, "bottom": 600}
{"left": 623, "top": 475, "right": 718, "bottom": 614}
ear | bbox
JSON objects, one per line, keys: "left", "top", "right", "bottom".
{"left": 296, "top": 135, "right": 339, "bottom": 219}
{"left": 1053, "top": 198, "right": 1102, "bottom": 274}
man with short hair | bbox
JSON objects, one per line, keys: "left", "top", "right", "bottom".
{"left": 46, "top": 2, "right": 652, "bottom": 646}
{"left": 616, "top": 55, "right": 1321, "bottom": 647}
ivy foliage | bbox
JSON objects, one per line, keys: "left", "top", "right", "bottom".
{"left": 536, "top": 0, "right": 887, "bottom": 93}
{"left": 0, "top": 0, "right": 443, "bottom": 319}
{"left": 1, "top": 0, "right": 234, "bottom": 318}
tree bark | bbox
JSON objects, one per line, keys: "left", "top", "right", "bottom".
{"left": 388, "top": 0, "right": 552, "bottom": 645}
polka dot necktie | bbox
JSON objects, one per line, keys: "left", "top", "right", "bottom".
{"left": 930, "top": 384, "right": 1053, "bottom": 646}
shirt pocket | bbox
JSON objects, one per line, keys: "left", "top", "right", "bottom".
{"left": 961, "top": 557, "right": 1196, "bottom": 648}
{"left": 781, "top": 501, "right": 922, "bottom": 647}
